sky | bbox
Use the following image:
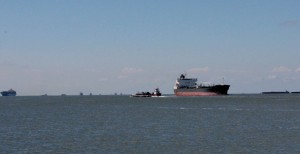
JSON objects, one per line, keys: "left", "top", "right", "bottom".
{"left": 0, "top": 0, "right": 300, "bottom": 95}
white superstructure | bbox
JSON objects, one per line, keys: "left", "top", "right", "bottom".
{"left": 174, "top": 74, "right": 197, "bottom": 89}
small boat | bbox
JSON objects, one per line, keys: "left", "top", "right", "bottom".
{"left": 152, "top": 88, "right": 162, "bottom": 97}
{"left": 131, "top": 88, "right": 162, "bottom": 97}
{"left": 1, "top": 89, "right": 17, "bottom": 96}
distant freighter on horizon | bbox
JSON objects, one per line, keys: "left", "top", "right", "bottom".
{"left": 262, "top": 91, "right": 290, "bottom": 94}
{"left": 174, "top": 74, "right": 230, "bottom": 96}
{"left": 1, "top": 89, "right": 17, "bottom": 96}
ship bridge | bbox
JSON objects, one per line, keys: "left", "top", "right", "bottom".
{"left": 174, "top": 74, "right": 197, "bottom": 89}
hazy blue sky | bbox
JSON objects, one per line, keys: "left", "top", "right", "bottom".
{"left": 0, "top": 0, "right": 300, "bottom": 95}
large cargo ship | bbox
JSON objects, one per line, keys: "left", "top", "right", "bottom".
{"left": 1, "top": 89, "right": 17, "bottom": 96}
{"left": 174, "top": 74, "right": 230, "bottom": 96}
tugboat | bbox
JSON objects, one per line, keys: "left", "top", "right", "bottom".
{"left": 1, "top": 89, "right": 17, "bottom": 96}
{"left": 131, "top": 88, "right": 162, "bottom": 97}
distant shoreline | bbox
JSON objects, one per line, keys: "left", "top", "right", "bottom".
{"left": 2, "top": 93, "right": 300, "bottom": 97}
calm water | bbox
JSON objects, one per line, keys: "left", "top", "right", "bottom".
{"left": 1, "top": 94, "right": 300, "bottom": 153}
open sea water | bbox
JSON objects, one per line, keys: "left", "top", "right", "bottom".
{"left": 1, "top": 94, "right": 300, "bottom": 153}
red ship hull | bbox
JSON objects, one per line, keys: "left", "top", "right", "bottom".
{"left": 174, "top": 91, "right": 218, "bottom": 96}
